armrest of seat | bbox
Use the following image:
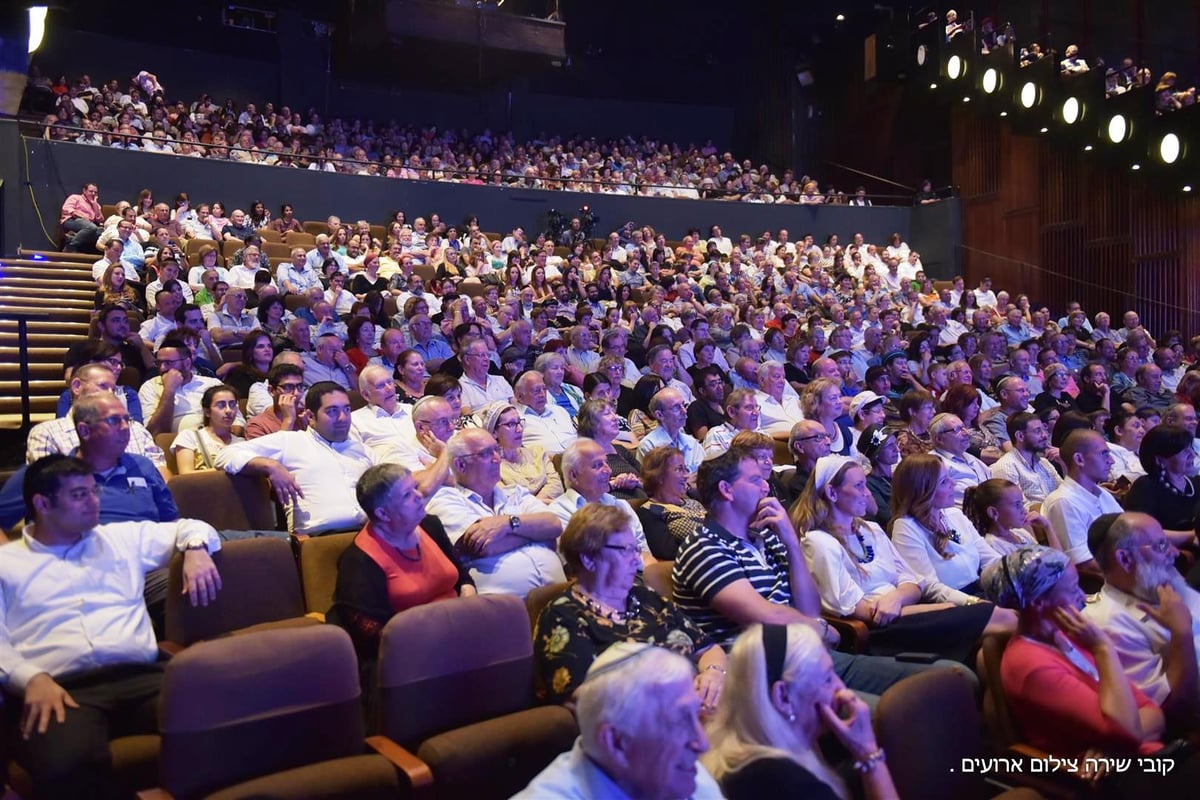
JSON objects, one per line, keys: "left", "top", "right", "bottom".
{"left": 305, "top": 611, "right": 327, "bottom": 622}
{"left": 824, "top": 615, "right": 870, "bottom": 653}
{"left": 157, "top": 641, "right": 184, "bottom": 658}
{"left": 366, "top": 735, "right": 434, "bottom": 798}
{"left": 136, "top": 789, "right": 173, "bottom": 800}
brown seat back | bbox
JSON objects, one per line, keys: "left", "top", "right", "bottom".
{"left": 164, "top": 537, "right": 306, "bottom": 645}
{"left": 155, "top": 432, "right": 177, "bottom": 474}
{"left": 296, "top": 531, "right": 356, "bottom": 616}
{"left": 875, "top": 668, "right": 988, "bottom": 800}
{"left": 977, "top": 632, "right": 1022, "bottom": 748}
{"left": 301, "top": 221, "right": 328, "bottom": 238}
{"left": 159, "top": 625, "right": 364, "bottom": 799}
{"left": 167, "top": 471, "right": 278, "bottom": 531}
{"left": 256, "top": 228, "right": 282, "bottom": 243}
{"left": 642, "top": 560, "right": 674, "bottom": 599}
{"left": 377, "top": 594, "right": 536, "bottom": 747}
{"left": 524, "top": 581, "right": 569, "bottom": 632}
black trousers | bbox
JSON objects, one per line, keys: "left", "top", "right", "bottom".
{"left": 6, "top": 662, "right": 163, "bottom": 800}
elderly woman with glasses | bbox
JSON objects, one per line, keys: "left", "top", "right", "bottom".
{"left": 792, "top": 455, "right": 1009, "bottom": 665}
{"left": 636, "top": 446, "right": 707, "bottom": 560}
{"left": 703, "top": 624, "right": 897, "bottom": 800}
{"left": 533, "top": 503, "right": 728, "bottom": 708}
{"left": 1122, "top": 424, "right": 1200, "bottom": 550}
{"left": 484, "top": 403, "right": 564, "bottom": 502}
{"left": 576, "top": 398, "right": 644, "bottom": 499}
{"left": 980, "top": 546, "right": 1200, "bottom": 795}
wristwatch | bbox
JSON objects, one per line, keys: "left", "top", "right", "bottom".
{"left": 184, "top": 541, "right": 208, "bottom": 553}
{"left": 509, "top": 515, "right": 521, "bottom": 532}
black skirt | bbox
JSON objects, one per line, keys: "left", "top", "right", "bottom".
{"left": 862, "top": 602, "right": 993, "bottom": 665}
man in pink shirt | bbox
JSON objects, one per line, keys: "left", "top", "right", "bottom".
{"left": 60, "top": 183, "right": 104, "bottom": 253}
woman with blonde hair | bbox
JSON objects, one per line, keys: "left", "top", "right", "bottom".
{"left": 890, "top": 454, "right": 1001, "bottom": 598}
{"left": 703, "top": 623, "right": 897, "bottom": 800}
{"left": 94, "top": 263, "right": 145, "bottom": 319}
{"left": 794, "top": 456, "right": 1007, "bottom": 663}
{"left": 801, "top": 378, "right": 853, "bottom": 456}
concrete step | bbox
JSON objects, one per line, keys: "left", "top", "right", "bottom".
{"left": 0, "top": 362, "right": 65, "bottom": 379}
{"left": 0, "top": 319, "right": 91, "bottom": 335}
{"left": 17, "top": 249, "right": 98, "bottom": 263}
{"left": 0, "top": 284, "right": 95, "bottom": 300}
{"left": 0, "top": 345, "right": 69, "bottom": 359}
{"left": 0, "top": 379, "right": 65, "bottom": 394}
{"left": 2, "top": 259, "right": 97, "bottom": 274}
{"left": 0, "top": 274, "right": 99, "bottom": 291}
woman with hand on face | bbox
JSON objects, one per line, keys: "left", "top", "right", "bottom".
{"left": 171, "top": 384, "right": 243, "bottom": 473}
{"left": 795, "top": 456, "right": 1007, "bottom": 664}
{"left": 576, "top": 398, "right": 644, "bottom": 500}
{"left": 964, "top": 478, "right": 1058, "bottom": 556}
{"left": 981, "top": 545, "right": 1200, "bottom": 796}
{"left": 637, "top": 446, "right": 705, "bottom": 560}
{"left": 533, "top": 503, "right": 728, "bottom": 708}
{"left": 704, "top": 623, "right": 899, "bottom": 800}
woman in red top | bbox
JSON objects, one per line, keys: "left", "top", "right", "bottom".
{"left": 328, "top": 464, "right": 476, "bottom": 664}
{"left": 981, "top": 545, "right": 1200, "bottom": 796}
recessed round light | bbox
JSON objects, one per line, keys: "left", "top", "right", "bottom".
{"left": 1132, "top": 164, "right": 1141, "bottom": 170}
{"left": 1084, "top": 145, "right": 1093, "bottom": 151}
{"left": 1039, "top": 127, "right": 1048, "bottom": 133}
{"left": 835, "top": 14, "right": 845, "bottom": 22}
{"left": 963, "top": 96, "right": 971, "bottom": 103}
{"left": 1184, "top": 185, "right": 1193, "bottom": 192}
{"left": 948, "top": 55, "right": 964, "bottom": 80}
{"left": 1160, "top": 133, "right": 1181, "bottom": 164}
{"left": 999, "top": 111, "right": 1008, "bottom": 117}
{"left": 1107, "top": 114, "right": 1128, "bottom": 143}
{"left": 917, "top": 44, "right": 928, "bottom": 66}
{"left": 1062, "top": 97, "right": 1081, "bottom": 125}
{"left": 1020, "top": 81, "right": 1038, "bottom": 108}
{"left": 982, "top": 68, "right": 999, "bottom": 94}
{"left": 930, "top": 82, "right": 938, "bottom": 90}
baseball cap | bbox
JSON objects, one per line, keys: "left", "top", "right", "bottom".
{"left": 849, "top": 391, "right": 885, "bottom": 420}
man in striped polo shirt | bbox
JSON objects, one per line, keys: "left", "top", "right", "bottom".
{"left": 672, "top": 448, "right": 961, "bottom": 695}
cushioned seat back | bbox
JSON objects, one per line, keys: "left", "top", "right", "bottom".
{"left": 378, "top": 595, "right": 535, "bottom": 747}
{"left": 643, "top": 560, "right": 674, "bottom": 599}
{"left": 165, "top": 537, "right": 306, "bottom": 645}
{"left": 297, "top": 532, "right": 355, "bottom": 616}
{"left": 875, "top": 668, "right": 985, "bottom": 800}
{"left": 159, "top": 626, "right": 364, "bottom": 799}
{"left": 167, "top": 471, "right": 278, "bottom": 531}
{"left": 977, "top": 632, "right": 1021, "bottom": 748}
{"left": 155, "top": 432, "right": 178, "bottom": 474}
{"left": 524, "top": 581, "right": 569, "bottom": 632}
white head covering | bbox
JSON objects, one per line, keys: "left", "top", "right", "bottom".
{"left": 812, "top": 454, "right": 856, "bottom": 495}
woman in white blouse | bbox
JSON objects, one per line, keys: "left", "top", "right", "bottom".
{"left": 889, "top": 453, "right": 1003, "bottom": 598}
{"left": 794, "top": 455, "right": 1012, "bottom": 664}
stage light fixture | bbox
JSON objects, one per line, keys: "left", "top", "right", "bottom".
{"left": 1062, "top": 97, "right": 1081, "bottom": 125}
{"left": 1084, "top": 145, "right": 1093, "bottom": 151}
{"left": 1159, "top": 133, "right": 1181, "bottom": 164}
{"left": 999, "top": 111, "right": 1008, "bottom": 117}
{"left": 947, "top": 55, "right": 965, "bottom": 80}
{"left": 1132, "top": 163, "right": 1141, "bottom": 170}
{"left": 1019, "top": 81, "right": 1039, "bottom": 109}
{"left": 1039, "top": 127, "right": 1048, "bottom": 133}
{"left": 930, "top": 82, "right": 938, "bottom": 90}
{"left": 917, "top": 45, "right": 928, "bottom": 66}
{"left": 982, "top": 68, "right": 999, "bottom": 94}
{"left": 963, "top": 96, "right": 970, "bottom": 103}
{"left": 1107, "top": 113, "right": 1129, "bottom": 143}
{"left": 1184, "top": 185, "right": 1193, "bottom": 193}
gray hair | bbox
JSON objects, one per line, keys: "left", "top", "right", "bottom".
{"left": 73, "top": 391, "right": 120, "bottom": 426}
{"left": 576, "top": 643, "right": 696, "bottom": 754}
{"left": 756, "top": 360, "right": 784, "bottom": 385}
{"left": 560, "top": 437, "right": 602, "bottom": 487}
{"left": 355, "top": 463, "right": 413, "bottom": 520}
{"left": 534, "top": 352, "right": 566, "bottom": 372}
{"left": 929, "top": 413, "right": 963, "bottom": 437}
{"left": 412, "top": 395, "right": 451, "bottom": 424}
{"left": 357, "top": 364, "right": 392, "bottom": 394}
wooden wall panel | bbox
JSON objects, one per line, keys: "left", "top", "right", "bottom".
{"left": 952, "top": 112, "right": 1199, "bottom": 336}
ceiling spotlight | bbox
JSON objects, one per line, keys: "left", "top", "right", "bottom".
{"left": 1084, "top": 145, "right": 1093, "bottom": 151}
{"left": 917, "top": 45, "right": 928, "bottom": 67}
{"left": 1019, "top": 81, "right": 1038, "bottom": 109}
{"left": 1039, "top": 127, "right": 1048, "bottom": 133}
{"left": 947, "top": 55, "right": 964, "bottom": 80}
{"left": 1132, "top": 163, "right": 1141, "bottom": 170}
{"left": 835, "top": 14, "right": 845, "bottom": 22}
{"left": 999, "top": 111, "right": 1008, "bottom": 117}
{"left": 982, "top": 68, "right": 999, "bottom": 94}
{"left": 1160, "top": 132, "right": 1181, "bottom": 164}
{"left": 963, "top": 96, "right": 971, "bottom": 103}
{"left": 1062, "top": 97, "right": 1081, "bottom": 125}
{"left": 1184, "top": 185, "right": 1193, "bottom": 193}
{"left": 1107, "top": 114, "right": 1129, "bottom": 143}
{"left": 930, "top": 82, "right": 938, "bottom": 90}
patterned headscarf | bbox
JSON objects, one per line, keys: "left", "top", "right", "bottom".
{"left": 981, "top": 545, "right": 1070, "bottom": 610}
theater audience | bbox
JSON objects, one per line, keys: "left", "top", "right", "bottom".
{"left": 484, "top": 403, "right": 564, "bottom": 502}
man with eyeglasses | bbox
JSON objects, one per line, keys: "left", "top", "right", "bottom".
{"left": 549, "top": 439, "right": 651, "bottom": 564}
{"left": 513, "top": 371, "right": 577, "bottom": 455}
{"left": 775, "top": 420, "right": 832, "bottom": 510}
{"left": 216, "top": 383, "right": 377, "bottom": 536}
{"left": 636, "top": 388, "right": 703, "bottom": 474}
{"left": 139, "top": 335, "right": 244, "bottom": 435}
{"left": 458, "top": 339, "right": 514, "bottom": 414}
{"left": 1084, "top": 512, "right": 1200, "bottom": 725}
{"left": 0, "top": 454, "right": 221, "bottom": 799}
{"left": 754, "top": 361, "right": 805, "bottom": 438}
{"left": 245, "top": 364, "right": 308, "bottom": 439}
{"left": 931, "top": 413, "right": 992, "bottom": 508}
{"left": 368, "top": 396, "right": 457, "bottom": 498}
{"left": 426, "top": 428, "right": 564, "bottom": 596}
{"left": 29, "top": 364, "right": 164, "bottom": 474}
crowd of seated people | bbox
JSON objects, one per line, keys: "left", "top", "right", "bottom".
{"left": 26, "top": 68, "right": 877, "bottom": 203}
{"left": 11, "top": 179, "right": 1200, "bottom": 797}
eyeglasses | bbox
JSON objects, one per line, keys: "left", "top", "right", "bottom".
{"left": 1125, "top": 540, "right": 1173, "bottom": 555}
{"left": 498, "top": 419, "right": 525, "bottom": 430}
{"left": 101, "top": 357, "right": 124, "bottom": 369}
{"left": 603, "top": 543, "right": 641, "bottom": 557}
{"left": 795, "top": 431, "right": 832, "bottom": 442}
{"left": 155, "top": 356, "right": 187, "bottom": 368}
{"left": 95, "top": 414, "right": 132, "bottom": 427}
{"left": 463, "top": 446, "right": 500, "bottom": 460}
{"left": 276, "top": 382, "right": 307, "bottom": 394}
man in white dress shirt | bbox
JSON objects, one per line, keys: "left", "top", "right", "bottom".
{"left": 425, "top": 428, "right": 564, "bottom": 596}
{"left": 139, "top": 335, "right": 244, "bottom": 435}
{"left": 636, "top": 388, "right": 704, "bottom": 473}
{"left": 215, "top": 383, "right": 377, "bottom": 535}
{"left": 514, "top": 372, "right": 577, "bottom": 454}
{"left": 931, "top": 413, "right": 991, "bottom": 507}
{"left": 1041, "top": 429, "right": 1121, "bottom": 572}
{"left": 1, "top": 455, "right": 221, "bottom": 800}
{"left": 755, "top": 361, "right": 805, "bottom": 437}
{"left": 548, "top": 439, "right": 650, "bottom": 561}
{"left": 1084, "top": 512, "right": 1199, "bottom": 718}
{"left": 458, "top": 338, "right": 514, "bottom": 414}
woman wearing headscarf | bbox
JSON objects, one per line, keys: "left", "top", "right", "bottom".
{"left": 981, "top": 545, "right": 1200, "bottom": 797}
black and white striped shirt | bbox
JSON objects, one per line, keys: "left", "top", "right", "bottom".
{"left": 672, "top": 516, "right": 793, "bottom": 648}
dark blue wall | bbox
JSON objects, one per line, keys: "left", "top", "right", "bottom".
{"left": 13, "top": 133, "right": 961, "bottom": 280}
